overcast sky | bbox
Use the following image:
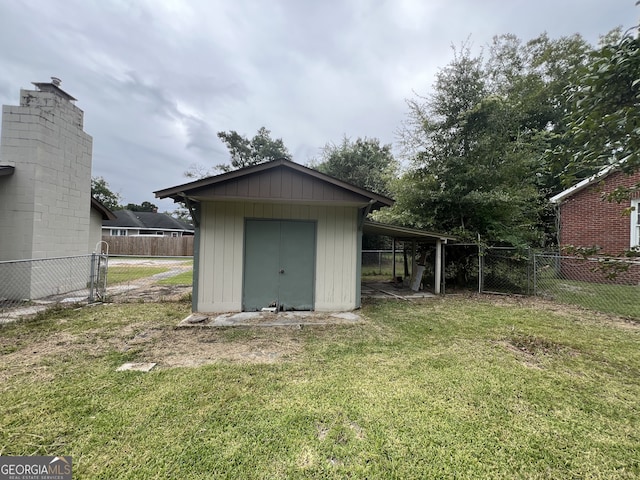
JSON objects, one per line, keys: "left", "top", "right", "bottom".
{"left": 0, "top": 0, "right": 637, "bottom": 212}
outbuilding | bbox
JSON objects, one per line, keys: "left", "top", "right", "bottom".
{"left": 155, "top": 159, "right": 450, "bottom": 313}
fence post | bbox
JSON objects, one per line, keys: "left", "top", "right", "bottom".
{"left": 88, "top": 252, "right": 96, "bottom": 302}
{"left": 527, "top": 248, "right": 531, "bottom": 296}
{"left": 533, "top": 253, "right": 537, "bottom": 296}
{"left": 478, "top": 244, "right": 484, "bottom": 293}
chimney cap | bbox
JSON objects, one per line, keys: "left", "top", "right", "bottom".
{"left": 31, "top": 78, "right": 77, "bottom": 102}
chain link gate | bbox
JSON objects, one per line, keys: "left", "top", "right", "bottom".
{"left": 89, "top": 241, "right": 109, "bottom": 302}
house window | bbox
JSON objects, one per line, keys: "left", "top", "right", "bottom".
{"left": 631, "top": 199, "right": 640, "bottom": 248}
{"left": 171, "top": 232, "right": 179, "bottom": 238}
{"left": 110, "top": 229, "right": 127, "bottom": 236}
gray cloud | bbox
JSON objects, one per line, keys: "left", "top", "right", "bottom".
{"left": 0, "top": 0, "right": 636, "bottom": 212}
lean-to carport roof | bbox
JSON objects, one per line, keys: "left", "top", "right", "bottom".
{"left": 363, "top": 220, "right": 457, "bottom": 244}
{"left": 154, "top": 158, "right": 394, "bottom": 210}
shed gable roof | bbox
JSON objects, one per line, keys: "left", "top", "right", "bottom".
{"left": 154, "top": 159, "right": 394, "bottom": 210}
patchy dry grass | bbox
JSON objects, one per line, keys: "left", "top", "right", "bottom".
{"left": 1, "top": 295, "right": 639, "bottom": 479}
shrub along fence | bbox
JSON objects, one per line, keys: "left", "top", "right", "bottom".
{"left": 480, "top": 247, "right": 532, "bottom": 295}
{"left": 101, "top": 235, "right": 194, "bottom": 256}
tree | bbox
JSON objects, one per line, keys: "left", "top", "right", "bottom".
{"left": 169, "top": 206, "right": 191, "bottom": 222}
{"left": 553, "top": 27, "right": 640, "bottom": 200}
{"left": 185, "top": 127, "right": 292, "bottom": 178}
{"left": 123, "top": 201, "right": 158, "bottom": 212}
{"left": 91, "top": 176, "right": 121, "bottom": 211}
{"left": 394, "top": 44, "right": 540, "bottom": 245}
{"left": 391, "top": 34, "right": 591, "bottom": 246}
{"left": 312, "top": 136, "right": 398, "bottom": 196}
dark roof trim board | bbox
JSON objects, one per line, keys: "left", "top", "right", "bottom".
{"left": 154, "top": 158, "right": 394, "bottom": 211}
{"left": 91, "top": 197, "right": 116, "bottom": 221}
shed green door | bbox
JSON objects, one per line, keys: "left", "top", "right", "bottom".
{"left": 243, "top": 219, "right": 316, "bottom": 311}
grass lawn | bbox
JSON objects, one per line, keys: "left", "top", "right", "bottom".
{"left": 106, "top": 266, "right": 170, "bottom": 284}
{"left": 1, "top": 296, "right": 639, "bottom": 478}
{"left": 156, "top": 270, "right": 193, "bottom": 286}
{"left": 536, "top": 278, "right": 640, "bottom": 319}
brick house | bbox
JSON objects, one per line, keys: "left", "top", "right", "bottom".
{"left": 550, "top": 166, "right": 640, "bottom": 254}
{"left": 550, "top": 166, "right": 640, "bottom": 285}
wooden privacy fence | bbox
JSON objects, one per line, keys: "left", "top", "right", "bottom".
{"left": 102, "top": 236, "right": 194, "bottom": 256}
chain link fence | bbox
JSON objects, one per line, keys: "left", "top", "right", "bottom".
{"left": 4, "top": 250, "right": 637, "bottom": 321}
{"left": 443, "top": 244, "right": 480, "bottom": 292}
{"left": 534, "top": 253, "right": 640, "bottom": 318}
{"left": 361, "top": 250, "right": 404, "bottom": 278}
{"left": 481, "top": 247, "right": 532, "bottom": 295}
{"left": 0, "top": 254, "right": 192, "bottom": 322}
{"left": 0, "top": 254, "right": 107, "bottom": 322}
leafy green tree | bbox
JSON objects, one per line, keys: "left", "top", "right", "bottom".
{"left": 391, "top": 34, "right": 591, "bottom": 246}
{"left": 169, "top": 206, "right": 192, "bottom": 222}
{"left": 553, "top": 27, "right": 640, "bottom": 200}
{"left": 312, "top": 136, "right": 398, "bottom": 196}
{"left": 185, "top": 127, "right": 291, "bottom": 178}
{"left": 124, "top": 201, "right": 158, "bottom": 212}
{"left": 395, "top": 44, "right": 537, "bottom": 244}
{"left": 91, "top": 176, "right": 121, "bottom": 211}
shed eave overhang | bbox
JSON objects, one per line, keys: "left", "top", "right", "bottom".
{"left": 168, "top": 194, "right": 385, "bottom": 209}
{"left": 154, "top": 159, "right": 394, "bottom": 211}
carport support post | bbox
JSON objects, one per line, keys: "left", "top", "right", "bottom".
{"left": 435, "top": 239, "right": 442, "bottom": 295}
{"left": 392, "top": 239, "right": 397, "bottom": 280}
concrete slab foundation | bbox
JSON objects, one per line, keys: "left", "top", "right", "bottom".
{"left": 178, "top": 310, "right": 363, "bottom": 327}
{"left": 361, "top": 281, "right": 436, "bottom": 300}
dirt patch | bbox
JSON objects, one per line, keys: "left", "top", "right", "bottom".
{"left": 498, "top": 333, "right": 579, "bottom": 370}
{"left": 0, "top": 331, "right": 82, "bottom": 383}
{"left": 134, "top": 327, "right": 303, "bottom": 368}
{"left": 109, "top": 285, "right": 191, "bottom": 303}
{"left": 0, "top": 316, "right": 305, "bottom": 382}
{"left": 498, "top": 340, "right": 544, "bottom": 369}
